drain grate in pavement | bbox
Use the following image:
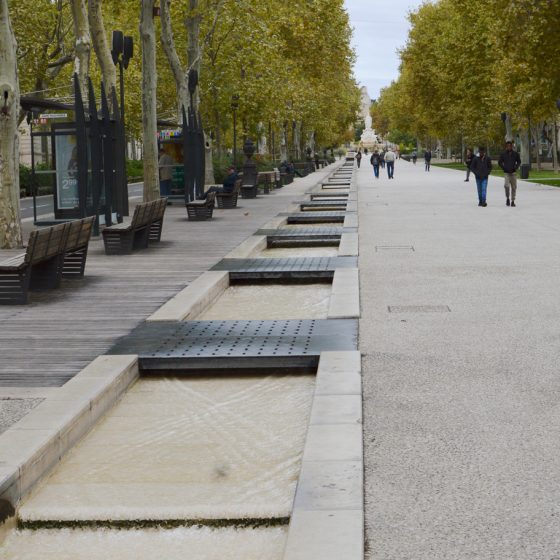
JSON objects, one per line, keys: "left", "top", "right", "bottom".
{"left": 388, "top": 305, "right": 451, "bottom": 313}
{"left": 376, "top": 245, "right": 414, "bottom": 252}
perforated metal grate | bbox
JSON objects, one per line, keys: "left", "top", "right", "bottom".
{"left": 108, "top": 319, "right": 358, "bottom": 372}
{"left": 286, "top": 212, "right": 347, "bottom": 224}
{"left": 211, "top": 256, "right": 357, "bottom": 278}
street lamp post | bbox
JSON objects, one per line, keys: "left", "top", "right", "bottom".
{"left": 111, "top": 30, "right": 134, "bottom": 124}
{"left": 231, "top": 95, "right": 239, "bottom": 168}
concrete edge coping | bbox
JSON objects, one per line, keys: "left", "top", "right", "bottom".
{"left": 343, "top": 213, "right": 359, "bottom": 229}
{"left": 147, "top": 270, "right": 230, "bottom": 322}
{"left": 0, "top": 354, "right": 139, "bottom": 534}
{"left": 223, "top": 235, "right": 267, "bottom": 259}
{"left": 338, "top": 232, "right": 359, "bottom": 257}
{"left": 327, "top": 268, "right": 360, "bottom": 319}
{"left": 283, "top": 350, "right": 363, "bottom": 560}
{"left": 261, "top": 215, "right": 288, "bottom": 230}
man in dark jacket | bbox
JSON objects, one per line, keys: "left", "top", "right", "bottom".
{"left": 200, "top": 166, "right": 237, "bottom": 198}
{"left": 470, "top": 147, "right": 492, "bottom": 207}
{"left": 498, "top": 141, "right": 521, "bottom": 207}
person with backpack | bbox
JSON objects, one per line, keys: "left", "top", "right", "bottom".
{"left": 370, "top": 151, "right": 380, "bottom": 178}
{"left": 356, "top": 150, "right": 363, "bottom": 168}
{"left": 412, "top": 150, "right": 417, "bottom": 164}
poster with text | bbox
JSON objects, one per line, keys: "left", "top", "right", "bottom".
{"left": 55, "top": 135, "right": 79, "bottom": 209}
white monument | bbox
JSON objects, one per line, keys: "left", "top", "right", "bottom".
{"left": 358, "top": 86, "right": 378, "bottom": 148}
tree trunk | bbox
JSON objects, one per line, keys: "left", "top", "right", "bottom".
{"left": 160, "top": 0, "right": 189, "bottom": 117}
{"left": 552, "top": 115, "right": 559, "bottom": 174}
{"left": 88, "top": 0, "right": 116, "bottom": 103}
{"left": 531, "top": 123, "right": 541, "bottom": 171}
{"left": 0, "top": 0, "right": 22, "bottom": 249}
{"left": 70, "top": 0, "right": 91, "bottom": 97}
{"left": 504, "top": 113, "right": 513, "bottom": 142}
{"left": 519, "top": 127, "right": 530, "bottom": 166}
{"left": 280, "top": 122, "right": 288, "bottom": 161}
{"left": 140, "top": 0, "right": 159, "bottom": 202}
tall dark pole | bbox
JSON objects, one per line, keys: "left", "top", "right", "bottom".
{"left": 231, "top": 95, "right": 239, "bottom": 168}
{"left": 119, "top": 60, "right": 125, "bottom": 123}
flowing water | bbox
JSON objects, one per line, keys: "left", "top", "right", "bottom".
{"left": 199, "top": 283, "right": 331, "bottom": 320}
{"left": 257, "top": 247, "right": 338, "bottom": 258}
{"left": 2, "top": 374, "right": 315, "bottom": 559}
{"left": 1, "top": 526, "right": 288, "bottom": 560}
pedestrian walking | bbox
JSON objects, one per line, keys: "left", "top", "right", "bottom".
{"left": 424, "top": 149, "right": 432, "bottom": 171}
{"left": 380, "top": 151, "right": 386, "bottom": 169}
{"left": 470, "top": 146, "right": 492, "bottom": 207}
{"left": 370, "top": 151, "right": 380, "bottom": 179}
{"left": 497, "top": 141, "right": 521, "bottom": 207}
{"left": 356, "top": 150, "right": 362, "bottom": 168}
{"left": 412, "top": 150, "right": 417, "bottom": 164}
{"left": 464, "top": 148, "right": 474, "bottom": 182}
{"left": 158, "top": 148, "right": 175, "bottom": 196}
{"left": 385, "top": 148, "right": 396, "bottom": 179}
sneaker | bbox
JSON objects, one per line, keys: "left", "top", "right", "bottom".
{"left": 478, "top": 202, "right": 482, "bottom": 206}
{"left": 482, "top": 202, "right": 487, "bottom": 207}
{"left": 464, "top": 179, "right": 469, "bottom": 182}
{"left": 506, "top": 199, "right": 510, "bottom": 206}
{"left": 511, "top": 201, "right": 516, "bottom": 207}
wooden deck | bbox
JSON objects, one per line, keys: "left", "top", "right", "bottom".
{"left": 0, "top": 169, "right": 333, "bottom": 388}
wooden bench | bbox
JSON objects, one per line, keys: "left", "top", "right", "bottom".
{"left": 102, "top": 198, "right": 167, "bottom": 255}
{"left": 0, "top": 217, "right": 95, "bottom": 305}
{"left": 257, "top": 172, "right": 274, "bottom": 194}
{"left": 241, "top": 179, "right": 259, "bottom": 199}
{"left": 186, "top": 192, "right": 216, "bottom": 220}
{"left": 215, "top": 178, "right": 242, "bottom": 209}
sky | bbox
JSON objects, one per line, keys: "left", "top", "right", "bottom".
{"left": 344, "top": 0, "right": 424, "bottom": 101}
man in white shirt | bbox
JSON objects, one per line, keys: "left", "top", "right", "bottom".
{"left": 384, "top": 148, "right": 396, "bottom": 179}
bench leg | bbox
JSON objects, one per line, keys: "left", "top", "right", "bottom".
{"left": 103, "top": 231, "right": 135, "bottom": 255}
{"left": 62, "top": 245, "right": 89, "bottom": 278}
{"left": 0, "top": 268, "right": 31, "bottom": 305}
{"left": 149, "top": 220, "right": 163, "bottom": 243}
{"left": 30, "top": 256, "right": 63, "bottom": 291}
{"left": 133, "top": 227, "right": 150, "bottom": 249}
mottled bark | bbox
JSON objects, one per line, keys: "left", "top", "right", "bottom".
{"left": 504, "top": 113, "right": 513, "bottom": 142}
{"left": 160, "top": 0, "right": 189, "bottom": 117}
{"left": 70, "top": 0, "right": 91, "bottom": 97}
{"left": 0, "top": 0, "right": 22, "bottom": 249}
{"left": 88, "top": 0, "right": 116, "bottom": 102}
{"left": 140, "top": 0, "right": 159, "bottom": 202}
{"left": 519, "top": 127, "right": 530, "bottom": 166}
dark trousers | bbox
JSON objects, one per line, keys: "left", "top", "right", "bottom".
{"left": 160, "top": 179, "right": 172, "bottom": 196}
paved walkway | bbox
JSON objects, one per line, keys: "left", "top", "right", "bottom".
{"left": 359, "top": 160, "right": 560, "bottom": 558}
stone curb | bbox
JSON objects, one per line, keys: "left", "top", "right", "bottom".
{"left": 283, "top": 350, "right": 363, "bottom": 560}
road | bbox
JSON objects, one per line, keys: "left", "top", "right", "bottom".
{"left": 20, "top": 182, "right": 144, "bottom": 222}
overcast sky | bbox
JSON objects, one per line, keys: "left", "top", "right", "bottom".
{"left": 344, "top": 0, "right": 424, "bottom": 101}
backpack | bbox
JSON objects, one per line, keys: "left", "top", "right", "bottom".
{"left": 371, "top": 154, "right": 379, "bottom": 165}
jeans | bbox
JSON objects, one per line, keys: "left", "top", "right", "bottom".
{"left": 160, "top": 179, "right": 172, "bottom": 196}
{"left": 372, "top": 164, "right": 379, "bottom": 178}
{"left": 386, "top": 161, "right": 394, "bottom": 178}
{"left": 425, "top": 161, "right": 431, "bottom": 171}
{"left": 476, "top": 177, "right": 488, "bottom": 203}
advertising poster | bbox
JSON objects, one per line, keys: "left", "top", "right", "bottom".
{"left": 55, "top": 134, "right": 79, "bottom": 209}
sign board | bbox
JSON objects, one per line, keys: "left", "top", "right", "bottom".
{"left": 54, "top": 134, "right": 79, "bottom": 209}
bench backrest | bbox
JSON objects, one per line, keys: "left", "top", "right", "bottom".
{"left": 25, "top": 223, "right": 68, "bottom": 266}
{"left": 131, "top": 199, "right": 161, "bottom": 229}
{"left": 65, "top": 217, "right": 95, "bottom": 252}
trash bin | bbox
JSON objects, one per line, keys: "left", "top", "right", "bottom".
{"left": 520, "top": 164, "right": 530, "bottom": 179}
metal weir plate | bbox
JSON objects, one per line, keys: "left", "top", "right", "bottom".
{"left": 300, "top": 200, "right": 348, "bottom": 208}
{"left": 211, "top": 256, "right": 357, "bottom": 280}
{"left": 108, "top": 319, "right": 358, "bottom": 373}
{"left": 256, "top": 227, "right": 347, "bottom": 237}
{"left": 287, "top": 212, "right": 347, "bottom": 224}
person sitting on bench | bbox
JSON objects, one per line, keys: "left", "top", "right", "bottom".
{"left": 199, "top": 166, "right": 238, "bottom": 198}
